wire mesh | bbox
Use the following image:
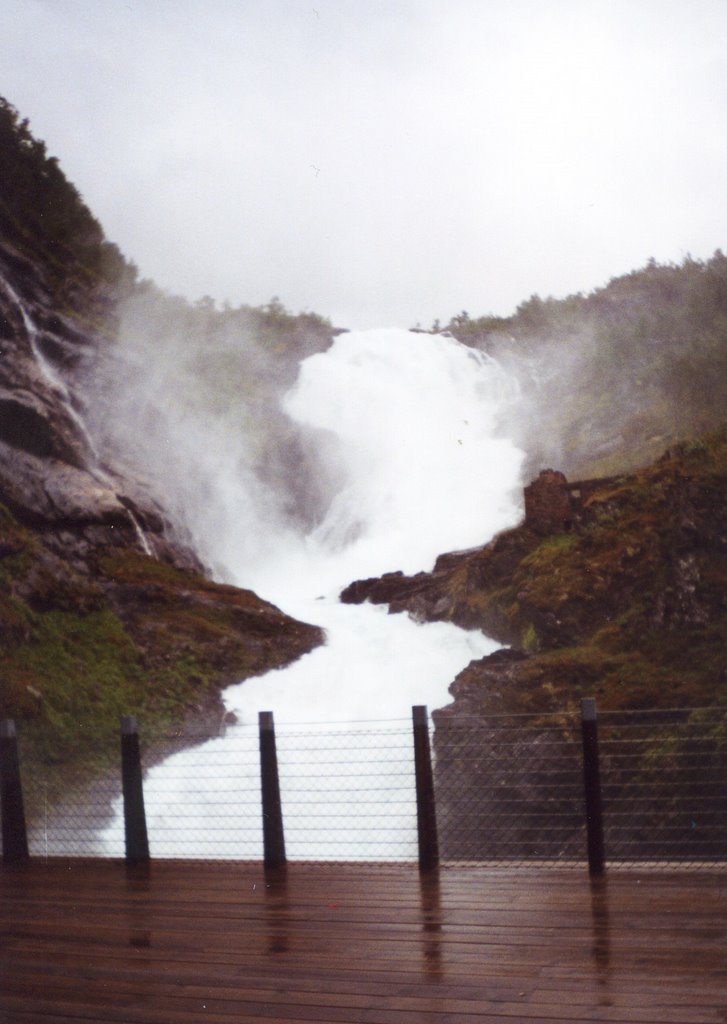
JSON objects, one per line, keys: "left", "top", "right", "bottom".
{"left": 433, "top": 706, "right": 727, "bottom": 867}
{"left": 433, "top": 712, "right": 586, "bottom": 864}
{"left": 7, "top": 706, "right": 727, "bottom": 865}
{"left": 275, "top": 723, "right": 417, "bottom": 861}
{"left": 598, "top": 708, "right": 727, "bottom": 865}
{"left": 21, "top": 760, "right": 122, "bottom": 859}
{"left": 126, "top": 721, "right": 418, "bottom": 862}
{"left": 16, "top": 720, "right": 418, "bottom": 862}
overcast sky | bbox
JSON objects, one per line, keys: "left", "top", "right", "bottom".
{"left": 3, "top": 0, "right": 727, "bottom": 328}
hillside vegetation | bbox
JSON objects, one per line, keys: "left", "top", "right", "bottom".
{"left": 0, "top": 97, "right": 135, "bottom": 321}
{"left": 0, "top": 505, "right": 321, "bottom": 809}
{"left": 441, "top": 253, "right": 727, "bottom": 479}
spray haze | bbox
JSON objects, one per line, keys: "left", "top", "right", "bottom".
{"left": 451, "top": 252, "right": 727, "bottom": 481}
{"left": 85, "top": 305, "right": 524, "bottom": 602}
{"left": 84, "top": 288, "right": 336, "bottom": 583}
{"left": 284, "top": 329, "right": 522, "bottom": 582}
{"left": 90, "top": 316, "right": 525, "bottom": 859}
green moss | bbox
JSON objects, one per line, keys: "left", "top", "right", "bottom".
{"left": 2, "top": 586, "right": 248, "bottom": 821}
{"left": 2, "top": 533, "right": 315, "bottom": 804}
{"left": 5, "top": 610, "right": 140, "bottom": 754}
{"left": 0, "top": 506, "right": 34, "bottom": 583}
{"left": 98, "top": 550, "right": 265, "bottom": 608}
{"left": 525, "top": 533, "right": 579, "bottom": 559}
{"left": 0, "top": 500, "right": 321, "bottom": 818}
{"left": 521, "top": 622, "right": 538, "bottom": 652}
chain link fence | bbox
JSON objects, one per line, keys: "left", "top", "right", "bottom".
{"left": 433, "top": 711, "right": 585, "bottom": 863}
{"left": 433, "top": 706, "right": 727, "bottom": 866}
{"left": 16, "top": 719, "right": 418, "bottom": 862}
{"left": 3, "top": 705, "right": 726, "bottom": 866}
{"left": 599, "top": 708, "right": 727, "bottom": 864}
{"left": 21, "top": 765, "right": 121, "bottom": 860}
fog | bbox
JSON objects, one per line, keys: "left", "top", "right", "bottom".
{"left": 3, "top": 0, "right": 727, "bottom": 328}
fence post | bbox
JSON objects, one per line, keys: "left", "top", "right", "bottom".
{"left": 121, "top": 716, "right": 150, "bottom": 865}
{"left": 0, "top": 720, "right": 29, "bottom": 864}
{"left": 581, "top": 698, "right": 605, "bottom": 875}
{"left": 413, "top": 705, "right": 439, "bottom": 872}
{"left": 259, "top": 711, "right": 286, "bottom": 869}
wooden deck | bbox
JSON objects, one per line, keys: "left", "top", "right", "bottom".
{"left": 0, "top": 860, "right": 725, "bottom": 1023}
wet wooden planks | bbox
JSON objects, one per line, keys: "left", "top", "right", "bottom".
{"left": 0, "top": 861, "right": 725, "bottom": 1024}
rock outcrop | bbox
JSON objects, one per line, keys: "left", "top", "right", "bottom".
{"left": 0, "top": 250, "right": 187, "bottom": 567}
{"left": 523, "top": 469, "right": 574, "bottom": 534}
{"left": 342, "top": 447, "right": 727, "bottom": 862}
{"left": 342, "top": 438, "right": 727, "bottom": 715}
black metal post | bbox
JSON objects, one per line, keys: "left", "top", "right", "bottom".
{"left": 581, "top": 698, "right": 605, "bottom": 875}
{"left": 413, "top": 705, "right": 439, "bottom": 872}
{"left": 0, "top": 719, "right": 29, "bottom": 864}
{"left": 121, "top": 716, "right": 150, "bottom": 865}
{"left": 259, "top": 711, "right": 286, "bottom": 869}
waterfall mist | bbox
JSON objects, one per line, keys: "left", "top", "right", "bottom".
{"left": 85, "top": 305, "right": 524, "bottom": 605}
{"left": 87, "top": 307, "right": 526, "bottom": 858}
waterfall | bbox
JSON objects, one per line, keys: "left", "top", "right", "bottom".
{"left": 1, "top": 279, "right": 97, "bottom": 452}
{"left": 0, "top": 277, "right": 155, "bottom": 556}
{"left": 96, "top": 326, "right": 525, "bottom": 859}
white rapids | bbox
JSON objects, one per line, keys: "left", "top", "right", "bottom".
{"left": 98, "top": 328, "right": 525, "bottom": 860}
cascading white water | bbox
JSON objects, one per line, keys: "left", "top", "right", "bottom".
{"left": 1, "top": 278, "right": 155, "bottom": 555}
{"left": 95, "top": 327, "right": 525, "bottom": 859}
{"left": 1, "top": 279, "right": 96, "bottom": 451}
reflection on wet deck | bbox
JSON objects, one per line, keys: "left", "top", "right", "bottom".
{"left": 1, "top": 860, "right": 725, "bottom": 1022}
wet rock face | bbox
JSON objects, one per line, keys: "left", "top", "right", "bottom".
{"left": 0, "top": 307, "right": 91, "bottom": 468}
{"left": 0, "top": 259, "right": 198, "bottom": 572}
{"left": 0, "top": 391, "right": 59, "bottom": 458}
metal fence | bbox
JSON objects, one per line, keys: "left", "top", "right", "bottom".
{"left": 11, "top": 717, "right": 420, "bottom": 863}
{"left": 600, "top": 707, "right": 727, "bottom": 863}
{"left": 2, "top": 704, "right": 726, "bottom": 869}
{"left": 433, "top": 711, "right": 584, "bottom": 864}
{"left": 433, "top": 705, "right": 727, "bottom": 867}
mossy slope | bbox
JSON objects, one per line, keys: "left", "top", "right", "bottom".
{"left": 342, "top": 428, "right": 727, "bottom": 716}
{"left": 0, "top": 505, "right": 322, "bottom": 804}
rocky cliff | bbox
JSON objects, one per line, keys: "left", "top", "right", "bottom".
{"left": 342, "top": 431, "right": 727, "bottom": 717}
{"left": 0, "top": 100, "right": 323, "bottom": 791}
